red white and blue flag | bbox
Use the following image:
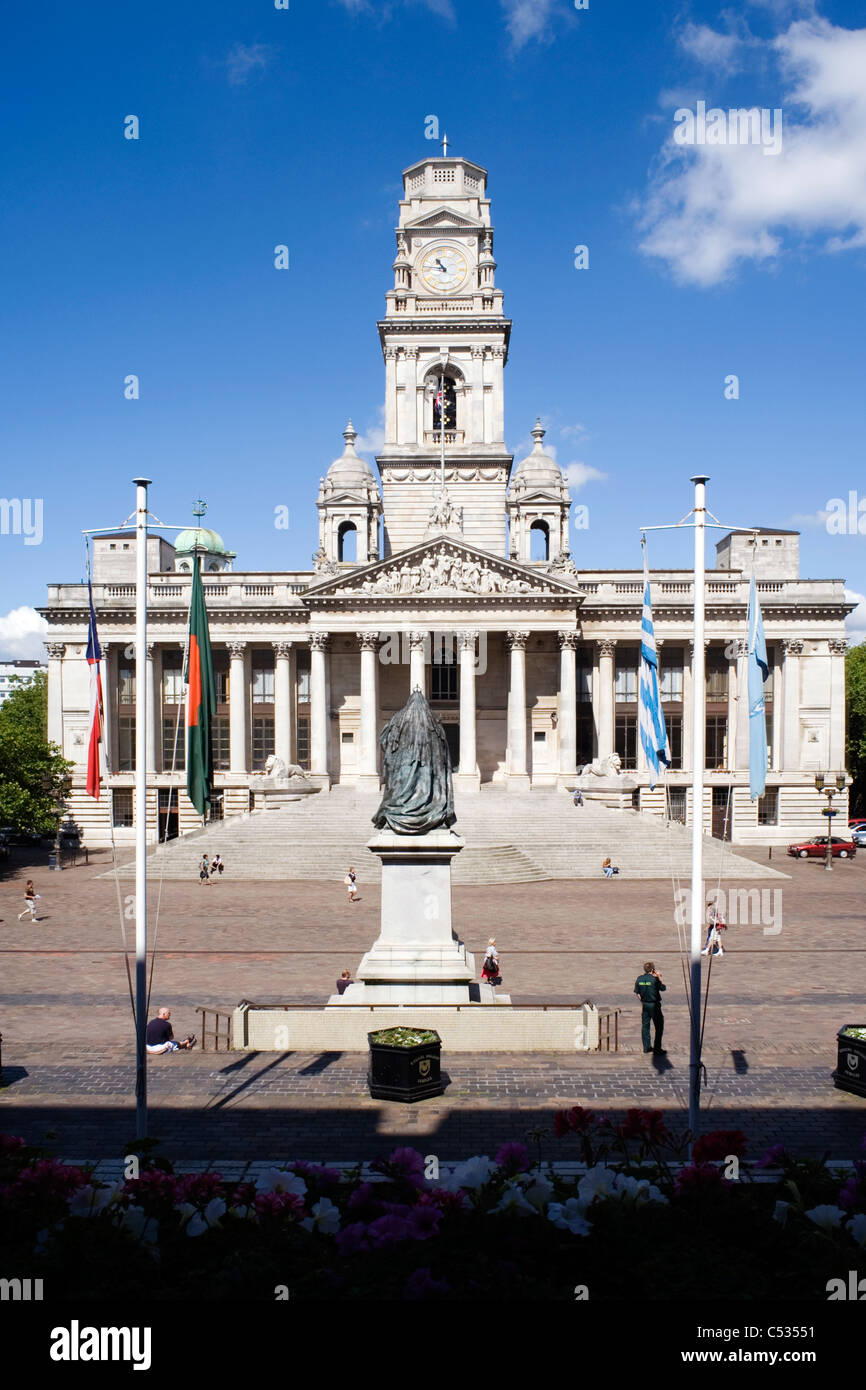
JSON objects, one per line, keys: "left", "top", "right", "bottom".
{"left": 85, "top": 580, "right": 107, "bottom": 798}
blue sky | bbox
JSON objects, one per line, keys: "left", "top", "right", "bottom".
{"left": 2, "top": 0, "right": 865, "bottom": 654}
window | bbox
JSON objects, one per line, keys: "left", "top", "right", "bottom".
{"left": 530, "top": 521, "right": 549, "bottom": 561}
{"left": 214, "top": 668, "right": 229, "bottom": 704}
{"left": 615, "top": 714, "right": 637, "bottom": 769}
{"left": 162, "top": 711, "right": 185, "bottom": 771}
{"left": 297, "top": 668, "right": 310, "bottom": 702}
{"left": 111, "top": 788, "right": 133, "bottom": 827}
{"left": 252, "top": 716, "right": 275, "bottom": 770}
{"left": 338, "top": 522, "right": 357, "bottom": 563}
{"left": 208, "top": 794, "right": 224, "bottom": 823}
{"left": 432, "top": 375, "right": 457, "bottom": 431}
{"left": 705, "top": 660, "right": 728, "bottom": 700}
{"left": 659, "top": 650, "right": 683, "bottom": 700}
{"left": 341, "top": 731, "right": 354, "bottom": 744}
{"left": 251, "top": 663, "right": 275, "bottom": 702}
{"left": 576, "top": 712, "right": 594, "bottom": 767}
{"left": 162, "top": 653, "right": 184, "bottom": 704}
{"left": 297, "top": 715, "right": 310, "bottom": 769}
{"left": 213, "top": 715, "right": 230, "bottom": 771}
{"left": 614, "top": 658, "right": 637, "bottom": 702}
{"left": 757, "top": 788, "right": 779, "bottom": 825}
{"left": 667, "top": 787, "right": 687, "bottom": 824}
{"left": 431, "top": 659, "right": 458, "bottom": 702}
{"left": 706, "top": 716, "right": 728, "bottom": 769}
{"left": 118, "top": 716, "right": 135, "bottom": 771}
{"left": 665, "top": 714, "right": 683, "bottom": 769}
{"left": 576, "top": 652, "right": 591, "bottom": 702}
{"left": 533, "top": 730, "right": 546, "bottom": 743}
{"left": 118, "top": 664, "right": 135, "bottom": 703}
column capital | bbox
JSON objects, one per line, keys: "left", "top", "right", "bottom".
{"left": 309, "top": 633, "right": 331, "bottom": 652}
{"left": 404, "top": 345, "right": 419, "bottom": 359}
{"left": 654, "top": 637, "right": 665, "bottom": 652}
{"left": 408, "top": 630, "right": 428, "bottom": 651}
{"left": 356, "top": 630, "right": 381, "bottom": 651}
{"left": 384, "top": 346, "right": 398, "bottom": 359}
{"left": 557, "top": 630, "right": 579, "bottom": 650}
{"left": 829, "top": 638, "right": 848, "bottom": 655}
{"left": 506, "top": 629, "right": 530, "bottom": 650}
{"left": 688, "top": 638, "right": 712, "bottom": 655}
{"left": 734, "top": 638, "right": 749, "bottom": 659}
{"left": 227, "top": 641, "right": 248, "bottom": 659}
{"left": 597, "top": 638, "right": 617, "bottom": 658}
{"left": 458, "top": 630, "right": 479, "bottom": 651}
{"left": 45, "top": 642, "right": 66, "bottom": 659}
{"left": 782, "top": 638, "right": 804, "bottom": 656}
{"left": 146, "top": 642, "right": 156, "bottom": 660}
{"left": 470, "top": 344, "right": 485, "bottom": 359}
{"left": 272, "top": 641, "right": 293, "bottom": 658}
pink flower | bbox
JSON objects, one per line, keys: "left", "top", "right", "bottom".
{"left": 406, "top": 1204, "right": 442, "bottom": 1240}
{"left": 674, "top": 1163, "right": 728, "bottom": 1197}
{"left": 335, "top": 1221, "right": 372, "bottom": 1256}
{"left": 756, "top": 1144, "right": 788, "bottom": 1169}
{"left": 253, "top": 1190, "right": 305, "bottom": 1221}
{"left": 495, "top": 1142, "right": 530, "bottom": 1176}
{"left": 372, "top": 1148, "right": 427, "bottom": 1189}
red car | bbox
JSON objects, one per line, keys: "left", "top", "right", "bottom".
{"left": 787, "top": 836, "right": 857, "bottom": 859}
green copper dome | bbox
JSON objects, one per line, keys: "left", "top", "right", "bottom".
{"left": 174, "top": 527, "right": 228, "bottom": 556}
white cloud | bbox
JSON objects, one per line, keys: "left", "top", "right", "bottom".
{"left": 845, "top": 589, "right": 866, "bottom": 645}
{"left": 562, "top": 461, "right": 607, "bottom": 491}
{"left": 789, "top": 508, "right": 830, "bottom": 528}
{"left": 354, "top": 405, "right": 386, "bottom": 456}
{"left": 679, "top": 22, "right": 746, "bottom": 73}
{"left": 500, "top": 0, "right": 559, "bottom": 50}
{"left": 0, "top": 607, "right": 48, "bottom": 660}
{"left": 638, "top": 17, "right": 866, "bottom": 284}
{"left": 224, "top": 43, "right": 272, "bottom": 86}
{"left": 335, "top": 0, "right": 456, "bottom": 20}
{"left": 560, "top": 422, "right": 589, "bottom": 441}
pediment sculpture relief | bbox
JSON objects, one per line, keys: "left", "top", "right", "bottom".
{"left": 347, "top": 548, "right": 537, "bottom": 596}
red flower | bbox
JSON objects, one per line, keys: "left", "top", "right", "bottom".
{"left": 554, "top": 1111, "right": 571, "bottom": 1138}
{"left": 691, "top": 1130, "right": 748, "bottom": 1163}
{"left": 566, "top": 1106, "right": 597, "bottom": 1134}
{"left": 674, "top": 1163, "right": 728, "bottom": 1197}
{"left": 617, "top": 1109, "right": 669, "bottom": 1143}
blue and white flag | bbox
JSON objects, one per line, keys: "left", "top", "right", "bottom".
{"left": 747, "top": 575, "right": 770, "bottom": 800}
{"left": 639, "top": 571, "right": 670, "bottom": 789}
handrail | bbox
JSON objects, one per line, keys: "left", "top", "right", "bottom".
{"left": 236, "top": 999, "right": 599, "bottom": 1011}
{"left": 195, "top": 1006, "right": 233, "bottom": 1052}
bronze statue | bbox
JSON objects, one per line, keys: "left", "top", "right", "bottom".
{"left": 372, "top": 689, "right": 456, "bottom": 834}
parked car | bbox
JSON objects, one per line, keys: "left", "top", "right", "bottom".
{"left": 787, "top": 836, "right": 857, "bottom": 859}
{"left": 848, "top": 817, "right": 866, "bottom": 830}
{"left": 853, "top": 826, "right": 866, "bottom": 848}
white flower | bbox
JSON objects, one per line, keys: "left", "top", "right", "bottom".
{"left": 805, "top": 1204, "right": 846, "bottom": 1232}
{"left": 772, "top": 1200, "right": 790, "bottom": 1226}
{"left": 609, "top": 1173, "right": 668, "bottom": 1206}
{"left": 517, "top": 1173, "right": 554, "bottom": 1210}
{"left": 68, "top": 1183, "right": 123, "bottom": 1218}
{"left": 255, "top": 1168, "right": 307, "bottom": 1197}
{"left": 300, "top": 1198, "right": 341, "bottom": 1235}
{"left": 181, "top": 1197, "right": 226, "bottom": 1237}
{"left": 577, "top": 1165, "right": 620, "bottom": 1204}
{"left": 120, "top": 1205, "right": 159, "bottom": 1243}
{"left": 547, "top": 1199, "right": 592, "bottom": 1236}
{"left": 488, "top": 1182, "right": 536, "bottom": 1216}
{"left": 847, "top": 1213, "right": 866, "bottom": 1246}
{"left": 439, "top": 1156, "right": 496, "bottom": 1192}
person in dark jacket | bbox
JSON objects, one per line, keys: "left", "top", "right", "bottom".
{"left": 634, "top": 961, "right": 666, "bottom": 1055}
{"left": 145, "top": 1007, "right": 196, "bottom": 1054}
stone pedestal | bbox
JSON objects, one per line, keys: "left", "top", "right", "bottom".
{"left": 329, "top": 826, "right": 504, "bottom": 1005}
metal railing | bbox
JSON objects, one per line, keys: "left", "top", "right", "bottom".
{"left": 195, "top": 1007, "right": 233, "bottom": 1052}
{"left": 597, "top": 1008, "right": 620, "bottom": 1052}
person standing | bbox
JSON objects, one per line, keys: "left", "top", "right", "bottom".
{"left": 634, "top": 961, "right": 666, "bottom": 1055}
{"left": 345, "top": 867, "right": 358, "bottom": 903}
{"left": 481, "top": 938, "right": 501, "bottom": 985}
{"left": 18, "top": 880, "right": 40, "bottom": 921}
{"left": 199, "top": 855, "right": 210, "bottom": 886}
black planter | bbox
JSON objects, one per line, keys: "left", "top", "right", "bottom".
{"left": 833, "top": 1024, "right": 866, "bottom": 1098}
{"left": 367, "top": 1029, "right": 443, "bottom": 1102}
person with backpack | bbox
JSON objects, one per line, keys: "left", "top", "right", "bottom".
{"left": 481, "top": 938, "right": 501, "bottom": 985}
{"left": 344, "top": 867, "right": 358, "bottom": 903}
{"left": 199, "top": 855, "right": 210, "bottom": 886}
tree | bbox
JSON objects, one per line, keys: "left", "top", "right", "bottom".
{"left": 0, "top": 672, "right": 73, "bottom": 834}
{"left": 845, "top": 642, "right": 866, "bottom": 814}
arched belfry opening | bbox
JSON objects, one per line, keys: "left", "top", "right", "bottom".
{"left": 432, "top": 375, "right": 457, "bottom": 433}
{"left": 337, "top": 520, "right": 357, "bottom": 563}
{"left": 530, "top": 519, "right": 550, "bottom": 561}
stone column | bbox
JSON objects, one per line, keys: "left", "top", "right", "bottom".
{"left": 597, "top": 639, "right": 616, "bottom": 761}
{"left": 726, "top": 642, "right": 738, "bottom": 771}
{"left": 273, "top": 641, "right": 293, "bottom": 768}
{"left": 781, "top": 639, "right": 803, "bottom": 770}
{"left": 770, "top": 647, "right": 782, "bottom": 772}
{"left": 102, "top": 643, "right": 115, "bottom": 773}
{"left": 682, "top": 643, "right": 693, "bottom": 774}
{"left": 228, "top": 641, "right": 248, "bottom": 775}
{"left": 357, "top": 631, "right": 381, "bottom": 785}
{"left": 45, "top": 642, "right": 65, "bottom": 750}
{"left": 470, "top": 345, "right": 485, "bottom": 445}
{"left": 405, "top": 345, "right": 420, "bottom": 445}
{"left": 408, "top": 630, "right": 427, "bottom": 695}
{"left": 829, "top": 638, "right": 848, "bottom": 770}
{"left": 456, "top": 630, "right": 480, "bottom": 788}
{"left": 146, "top": 643, "right": 159, "bottom": 774}
{"left": 490, "top": 346, "right": 506, "bottom": 442}
{"left": 506, "top": 630, "right": 530, "bottom": 787}
{"left": 734, "top": 639, "right": 750, "bottom": 771}
{"left": 557, "top": 631, "right": 578, "bottom": 780}
{"left": 384, "top": 346, "right": 398, "bottom": 443}
{"left": 309, "top": 633, "right": 330, "bottom": 780}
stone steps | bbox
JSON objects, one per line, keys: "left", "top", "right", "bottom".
{"left": 103, "top": 784, "right": 784, "bottom": 883}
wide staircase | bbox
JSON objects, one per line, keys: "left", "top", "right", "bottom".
{"left": 108, "top": 784, "right": 783, "bottom": 884}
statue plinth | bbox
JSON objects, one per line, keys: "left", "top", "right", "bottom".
{"left": 328, "top": 827, "right": 499, "bottom": 1005}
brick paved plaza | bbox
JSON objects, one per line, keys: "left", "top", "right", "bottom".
{"left": 1, "top": 847, "right": 864, "bottom": 1165}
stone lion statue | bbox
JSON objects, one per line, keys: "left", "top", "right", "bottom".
{"left": 263, "top": 755, "right": 309, "bottom": 781}
{"left": 578, "top": 752, "right": 623, "bottom": 778}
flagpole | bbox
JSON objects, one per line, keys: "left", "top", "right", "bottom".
{"left": 688, "top": 474, "right": 708, "bottom": 1138}
{"left": 133, "top": 477, "right": 151, "bottom": 1140}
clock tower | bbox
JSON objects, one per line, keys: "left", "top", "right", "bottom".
{"left": 377, "top": 151, "right": 512, "bottom": 557}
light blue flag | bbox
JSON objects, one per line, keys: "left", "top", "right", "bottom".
{"left": 639, "top": 571, "right": 670, "bottom": 789}
{"left": 747, "top": 575, "right": 770, "bottom": 800}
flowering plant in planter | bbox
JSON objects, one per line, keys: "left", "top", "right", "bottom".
{"left": 0, "top": 1124, "right": 864, "bottom": 1300}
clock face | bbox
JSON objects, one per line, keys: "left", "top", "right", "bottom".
{"left": 420, "top": 245, "right": 469, "bottom": 293}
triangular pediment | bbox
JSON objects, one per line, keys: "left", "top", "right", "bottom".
{"left": 305, "top": 536, "right": 583, "bottom": 600}
{"left": 405, "top": 208, "right": 481, "bottom": 232}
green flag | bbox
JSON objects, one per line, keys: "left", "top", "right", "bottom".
{"left": 185, "top": 556, "right": 216, "bottom": 816}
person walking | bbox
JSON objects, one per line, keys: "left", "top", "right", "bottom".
{"left": 18, "top": 880, "right": 40, "bottom": 921}
{"left": 481, "top": 938, "right": 501, "bottom": 985}
{"left": 199, "top": 855, "right": 210, "bottom": 886}
{"left": 345, "top": 867, "right": 358, "bottom": 903}
{"left": 701, "top": 905, "right": 726, "bottom": 957}
{"left": 634, "top": 961, "right": 666, "bottom": 1055}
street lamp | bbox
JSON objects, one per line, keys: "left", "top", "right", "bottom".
{"left": 814, "top": 771, "right": 850, "bottom": 873}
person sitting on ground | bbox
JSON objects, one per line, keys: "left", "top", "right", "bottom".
{"left": 602, "top": 857, "right": 619, "bottom": 878}
{"left": 572, "top": 788, "right": 584, "bottom": 808}
{"left": 145, "top": 1007, "right": 196, "bottom": 1054}
{"left": 210, "top": 854, "right": 223, "bottom": 877}
{"left": 336, "top": 969, "right": 353, "bottom": 995}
